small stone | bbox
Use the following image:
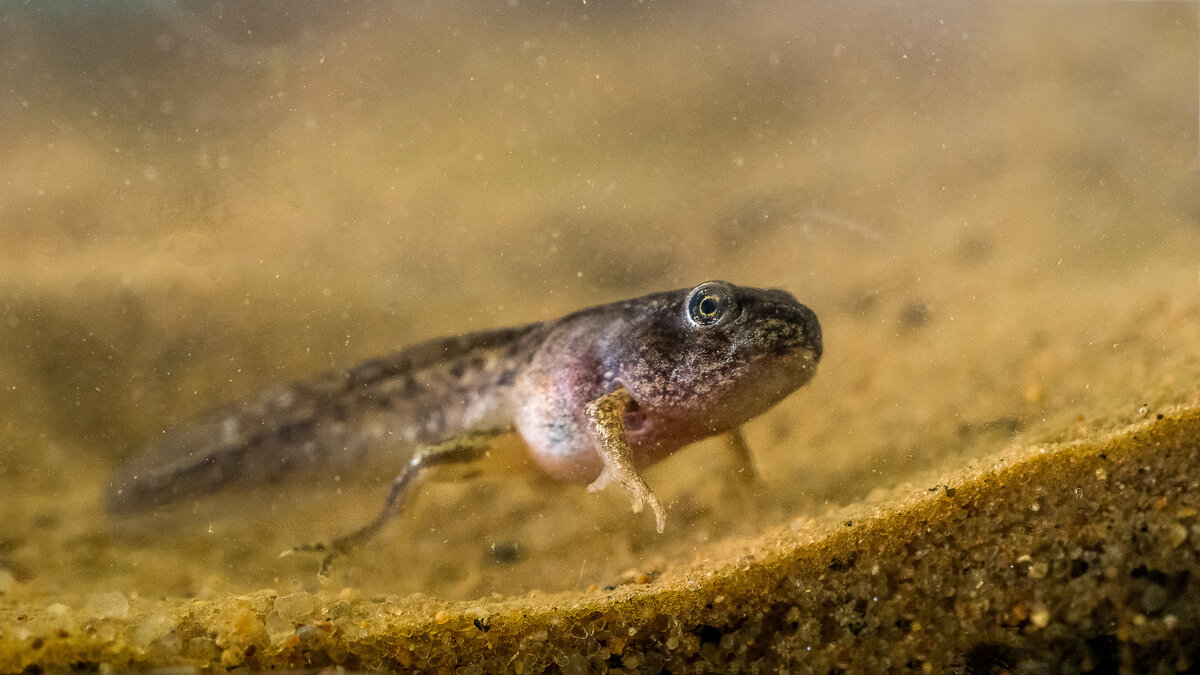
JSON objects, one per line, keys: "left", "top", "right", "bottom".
{"left": 1142, "top": 585, "right": 1169, "bottom": 613}
{"left": 1030, "top": 608, "right": 1050, "bottom": 629}
{"left": 220, "top": 646, "right": 243, "bottom": 668}
{"left": 272, "top": 593, "right": 315, "bottom": 621}
{"left": 188, "top": 636, "right": 220, "bottom": 660}
{"left": 1166, "top": 523, "right": 1188, "bottom": 549}
{"left": 84, "top": 592, "right": 130, "bottom": 619}
{"left": 133, "top": 613, "right": 172, "bottom": 648}
{"left": 265, "top": 610, "right": 293, "bottom": 644}
{"left": 1028, "top": 561, "right": 1049, "bottom": 580}
{"left": 562, "top": 652, "right": 588, "bottom": 675}
{"left": 46, "top": 603, "right": 71, "bottom": 617}
{"left": 147, "top": 630, "right": 182, "bottom": 661}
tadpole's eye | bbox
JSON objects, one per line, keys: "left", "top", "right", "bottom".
{"left": 685, "top": 281, "right": 739, "bottom": 328}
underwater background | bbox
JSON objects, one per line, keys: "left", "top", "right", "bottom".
{"left": 1, "top": 2, "right": 1198, "bottom": 671}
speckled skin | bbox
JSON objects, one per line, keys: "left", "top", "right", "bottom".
{"left": 107, "top": 281, "right": 822, "bottom": 517}
{"left": 513, "top": 284, "right": 822, "bottom": 483}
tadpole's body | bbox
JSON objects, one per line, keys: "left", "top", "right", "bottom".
{"left": 107, "top": 281, "right": 822, "bottom": 569}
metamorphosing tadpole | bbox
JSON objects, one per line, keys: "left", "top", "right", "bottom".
{"left": 107, "top": 281, "right": 823, "bottom": 575}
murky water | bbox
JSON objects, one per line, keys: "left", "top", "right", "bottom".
{"left": 1, "top": 0, "right": 1196, "bottom": 618}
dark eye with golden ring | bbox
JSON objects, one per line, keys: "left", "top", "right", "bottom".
{"left": 685, "top": 281, "right": 738, "bottom": 328}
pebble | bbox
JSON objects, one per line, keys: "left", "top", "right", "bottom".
{"left": 84, "top": 592, "right": 129, "bottom": 619}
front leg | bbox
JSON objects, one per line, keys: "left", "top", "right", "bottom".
{"left": 584, "top": 387, "right": 667, "bottom": 533}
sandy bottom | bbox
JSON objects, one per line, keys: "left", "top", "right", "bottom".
{"left": 0, "top": 2, "right": 1197, "bottom": 671}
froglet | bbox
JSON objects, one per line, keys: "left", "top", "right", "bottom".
{"left": 107, "top": 281, "right": 822, "bottom": 571}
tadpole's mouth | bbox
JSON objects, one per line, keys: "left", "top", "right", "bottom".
{"left": 805, "top": 305, "right": 823, "bottom": 361}
{"left": 764, "top": 302, "right": 822, "bottom": 362}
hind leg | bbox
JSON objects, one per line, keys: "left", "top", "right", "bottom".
{"left": 283, "top": 430, "right": 501, "bottom": 577}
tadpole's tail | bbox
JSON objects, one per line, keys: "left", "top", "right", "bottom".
{"left": 105, "top": 325, "right": 538, "bottom": 514}
{"left": 105, "top": 372, "right": 370, "bottom": 514}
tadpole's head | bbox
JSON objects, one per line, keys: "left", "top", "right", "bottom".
{"left": 616, "top": 280, "right": 823, "bottom": 436}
